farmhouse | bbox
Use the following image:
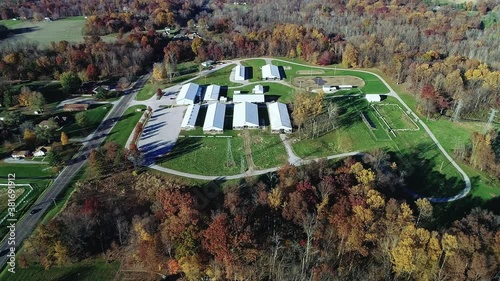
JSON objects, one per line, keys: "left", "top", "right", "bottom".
{"left": 233, "top": 102, "right": 259, "bottom": 129}
{"left": 268, "top": 102, "right": 292, "bottom": 133}
{"left": 203, "top": 103, "right": 226, "bottom": 133}
{"left": 181, "top": 104, "right": 201, "bottom": 130}
{"left": 33, "top": 146, "right": 51, "bottom": 157}
{"left": 252, "top": 84, "right": 264, "bottom": 94}
{"left": 234, "top": 65, "right": 246, "bottom": 81}
{"left": 11, "top": 150, "right": 31, "bottom": 159}
{"left": 233, "top": 93, "right": 265, "bottom": 103}
{"left": 63, "top": 103, "right": 89, "bottom": 111}
{"left": 262, "top": 64, "right": 282, "bottom": 80}
{"left": 203, "top": 85, "right": 221, "bottom": 102}
{"left": 365, "top": 94, "right": 382, "bottom": 102}
{"left": 177, "top": 83, "right": 201, "bottom": 105}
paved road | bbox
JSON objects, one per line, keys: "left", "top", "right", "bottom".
{"left": 0, "top": 74, "right": 150, "bottom": 269}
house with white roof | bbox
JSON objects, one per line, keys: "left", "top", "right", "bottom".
{"left": 252, "top": 84, "right": 264, "bottom": 94}
{"left": 181, "top": 104, "right": 200, "bottom": 130}
{"left": 176, "top": 83, "right": 201, "bottom": 105}
{"left": 203, "top": 85, "right": 221, "bottom": 102}
{"left": 233, "top": 102, "right": 259, "bottom": 129}
{"left": 203, "top": 103, "right": 226, "bottom": 133}
{"left": 233, "top": 93, "right": 265, "bottom": 103}
{"left": 233, "top": 65, "right": 246, "bottom": 81}
{"left": 262, "top": 64, "right": 282, "bottom": 80}
{"left": 267, "top": 102, "right": 292, "bottom": 133}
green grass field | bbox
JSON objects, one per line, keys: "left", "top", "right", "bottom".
{"left": 373, "top": 104, "right": 419, "bottom": 130}
{"left": 230, "top": 82, "right": 296, "bottom": 102}
{"left": 0, "top": 260, "right": 119, "bottom": 281}
{"left": 270, "top": 60, "right": 389, "bottom": 94}
{"left": 241, "top": 59, "right": 267, "bottom": 82}
{"left": 159, "top": 136, "right": 245, "bottom": 176}
{"left": 62, "top": 104, "right": 112, "bottom": 138}
{"left": 0, "top": 187, "right": 25, "bottom": 212}
{"left": 0, "top": 17, "right": 88, "bottom": 46}
{"left": 105, "top": 105, "right": 146, "bottom": 147}
{"left": 249, "top": 131, "right": 288, "bottom": 169}
{"left": 192, "top": 64, "right": 240, "bottom": 87}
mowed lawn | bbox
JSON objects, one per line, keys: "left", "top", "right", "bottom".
{"left": 192, "top": 64, "right": 240, "bottom": 87}
{"left": 249, "top": 131, "right": 288, "bottom": 169}
{"left": 0, "top": 162, "right": 56, "bottom": 179}
{"left": 62, "top": 104, "right": 112, "bottom": 138}
{"left": 241, "top": 59, "right": 267, "bottom": 82}
{"left": 159, "top": 136, "right": 245, "bottom": 176}
{"left": 0, "top": 17, "right": 87, "bottom": 46}
{"left": 105, "top": 105, "right": 146, "bottom": 147}
{"left": 0, "top": 260, "right": 120, "bottom": 281}
{"left": 229, "top": 82, "right": 296, "bottom": 102}
{"left": 270, "top": 60, "right": 389, "bottom": 94}
{"left": 373, "top": 104, "right": 418, "bottom": 130}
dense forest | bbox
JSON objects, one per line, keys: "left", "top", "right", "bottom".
{"left": 20, "top": 154, "right": 500, "bottom": 280}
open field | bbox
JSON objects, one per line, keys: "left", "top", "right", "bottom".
{"left": 159, "top": 136, "right": 245, "bottom": 176}
{"left": 105, "top": 105, "right": 146, "bottom": 147}
{"left": 0, "top": 187, "right": 25, "bottom": 212}
{"left": 373, "top": 104, "right": 419, "bottom": 131}
{"left": 0, "top": 17, "right": 88, "bottom": 46}
{"left": 292, "top": 76, "right": 365, "bottom": 90}
{"left": 249, "top": 131, "right": 288, "bottom": 169}
{"left": 270, "top": 60, "right": 389, "bottom": 94}
{"left": 61, "top": 104, "right": 112, "bottom": 138}
{"left": 192, "top": 64, "right": 240, "bottom": 87}
{"left": 292, "top": 96, "right": 467, "bottom": 198}
{"left": 0, "top": 260, "right": 120, "bottom": 281}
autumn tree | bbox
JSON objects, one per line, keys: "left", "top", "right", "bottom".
{"left": 60, "top": 132, "right": 69, "bottom": 146}
{"left": 75, "top": 112, "right": 88, "bottom": 128}
{"left": 152, "top": 62, "right": 167, "bottom": 81}
{"left": 60, "top": 72, "right": 82, "bottom": 94}
{"left": 23, "top": 129, "right": 36, "bottom": 146}
{"left": 342, "top": 43, "right": 358, "bottom": 68}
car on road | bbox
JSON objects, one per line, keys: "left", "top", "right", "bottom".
{"left": 30, "top": 208, "right": 42, "bottom": 215}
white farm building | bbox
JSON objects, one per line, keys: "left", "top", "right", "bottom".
{"left": 181, "top": 104, "right": 200, "bottom": 130}
{"left": 203, "top": 103, "right": 226, "bottom": 133}
{"left": 365, "top": 94, "right": 382, "bottom": 102}
{"left": 268, "top": 102, "right": 292, "bottom": 133}
{"left": 233, "top": 93, "right": 265, "bottom": 103}
{"left": 176, "top": 83, "right": 201, "bottom": 105}
{"left": 262, "top": 64, "right": 282, "bottom": 80}
{"left": 234, "top": 65, "right": 246, "bottom": 81}
{"left": 203, "top": 85, "right": 220, "bottom": 102}
{"left": 233, "top": 102, "right": 259, "bottom": 129}
{"left": 252, "top": 84, "right": 264, "bottom": 94}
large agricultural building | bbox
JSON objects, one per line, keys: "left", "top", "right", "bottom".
{"left": 233, "top": 102, "right": 259, "bottom": 129}
{"left": 203, "top": 103, "right": 226, "bottom": 133}
{"left": 262, "top": 64, "right": 282, "bottom": 80}
{"left": 203, "top": 85, "right": 221, "bottom": 102}
{"left": 233, "top": 92, "right": 265, "bottom": 103}
{"left": 181, "top": 104, "right": 200, "bottom": 130}
{"left": 176, "top": 83, "right": 201, "bottom": 105}
{"left": 234, "top": 65, "right": 246, "bottom": 81}
{"left": 268, "top": 102, "right": 292, "bottom": 133}
{"left": 365, "top": 94, "right": 382, "bottom": 102}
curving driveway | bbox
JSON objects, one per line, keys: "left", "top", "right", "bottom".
{"left": 132, "top": 58, "right": 471, "bottom": 203}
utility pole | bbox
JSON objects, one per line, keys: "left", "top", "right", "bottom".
{"left": 483, "top": 108, "right": 498, "bottom": 134}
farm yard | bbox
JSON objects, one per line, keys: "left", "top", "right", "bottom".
{"left": 292, "top": 75, "right": 365, "bottom": 90}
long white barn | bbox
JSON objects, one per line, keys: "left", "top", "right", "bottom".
{"left": 233, "top": 93, "right": 265, "bottom": 103}
{"left": 268, "top": 102, "right": 292, "bottom": 133}
{"left": 203, "top": 103, "right": 226, "bottom": 132}
{"left": 181, "top": 104, "right": 200, "bottom": 130}
{"left": 233, "top": 102, "right": 259, "bottom": 129}
{"left": 234, "top": 65, "right": 246, "bottom": 81}
{"left": 204, "top": 85, "right": 220, "bottom": 102}
{"left": 262, "top": 64, "right": 281, "bottom": 80}
{"left": 177, "top": 83, "right": 201, "bottom": 105}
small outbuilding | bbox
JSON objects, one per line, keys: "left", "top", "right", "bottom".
{"left": 33, "top": 146, "right": 51, "bottom": 157}
{"left": 233, "top": 102, "right": 259, "bottom": 129}
{"left": 338, "top": 85, "right": 353, "bottom": 89}
{"left": 181, "top": 104, "right": 201, "bottom": 130}
{"left": 203, "top": 85, "right": 221, "bottom": 102}
{"left": 262, "top": 64, "right": 282, "bottom": 80}
{"left": 234, "top": 65, "right": 246, "bottom": 81}
{"left": 365, "top": 94, "right": 382, "bottom": 102}
{"left": 201, "top": 60, "right": 215, "bottom": 67}
{"left": 12, "top": 150, "right": 31, "bottom": 159}
{"left": 203, "top": 103, "right": 226, "bottom": 133}
{"left": 176, "top": 83, "right": 201, "bottom": 105}
{"left": 252, "top": 84, "right": 264, "bottom": 94}
{"left": 267, "top": 102, "right": 292, "bottom": 133}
